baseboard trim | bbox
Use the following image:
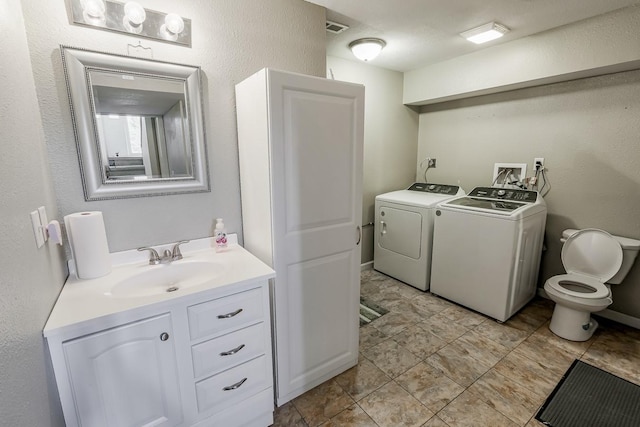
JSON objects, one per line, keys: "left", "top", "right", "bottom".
{"left": 537, "top": 288, "right": 640, "bottom": 329}
{"left": 596, "top": 308, "right": 640, "bottom": 329}
{"left": 361, "top": 261, "right": 373, "bottom": 271}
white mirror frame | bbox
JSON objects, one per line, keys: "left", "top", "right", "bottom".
{"left": 61, "top": 45, "right": 210, "bottom": 200}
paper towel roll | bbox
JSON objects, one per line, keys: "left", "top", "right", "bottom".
{"left": 64, "top": 211, "right": 112, "bottom": 279}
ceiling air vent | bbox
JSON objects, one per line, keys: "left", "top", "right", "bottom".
{"left": 326, "top": 20, "right": 349, "bottom": 34}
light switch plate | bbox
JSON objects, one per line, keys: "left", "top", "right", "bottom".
{"left": 37, "top": 206, "right": 49, "bottom": 242}
{"left": 30, "top": 210, "right": 45, "bottom": 248}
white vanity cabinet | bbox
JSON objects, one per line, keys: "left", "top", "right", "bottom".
{"left": 44, "top": 242, "right": 275, "bottom": 427}
{"left": 60, "top": 313, "right": 183, "bottom": 427}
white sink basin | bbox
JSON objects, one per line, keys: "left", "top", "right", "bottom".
{"left": 108, "top": 261, "right": 225, "bottom": 298}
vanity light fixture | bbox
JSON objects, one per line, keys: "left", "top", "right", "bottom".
{"left": 460, "top": 22, "right": 509, "bottom": 44}
{"left": 348, "top": 38, "right": 386, "bottom": 62}
{"left": 69, "top": 0, "right": 191, "bottom": 47}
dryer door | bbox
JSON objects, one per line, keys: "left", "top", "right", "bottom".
{"left": 378, "top": 206, "right": 422, "bottom": 259}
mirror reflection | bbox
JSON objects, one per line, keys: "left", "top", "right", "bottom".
{"left": 90, "top": 70, "right": 192, "bottom": 181}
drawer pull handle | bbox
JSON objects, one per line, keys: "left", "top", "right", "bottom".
{"left": 222, "top": 377, "right": 247, "bottom": 391}
{"left": 220, "top": 344, "right": 246, "bottom": 356}
{"left": 217, "top": 308, "right": 243, "bottom": 319}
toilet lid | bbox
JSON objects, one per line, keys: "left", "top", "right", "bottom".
{"left": 562, "top": 229, "right": 623, "bottom": 282}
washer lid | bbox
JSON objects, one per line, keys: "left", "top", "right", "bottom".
{"left": 562, "top": 229, "right": 623, "bottom": 282}
{"left": 376, "top": 186, "right": 464, "bottom": 207}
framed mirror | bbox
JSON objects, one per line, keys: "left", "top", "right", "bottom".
{"left": 60, "top": 46, "right": 209, "bottom": 200}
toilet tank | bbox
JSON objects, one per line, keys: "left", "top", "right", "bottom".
{"left": 562, "top": 229, "right": 640, "bottom": 284}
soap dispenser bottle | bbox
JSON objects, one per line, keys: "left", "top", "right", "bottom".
{"left": 214, "top": 218, "right": 228, "bottom": 252}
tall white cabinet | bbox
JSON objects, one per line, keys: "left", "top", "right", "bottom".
{"left": 236, "top": 68, "right": 364, "bottom": 405}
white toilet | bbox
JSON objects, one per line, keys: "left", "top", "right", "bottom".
{"left": 544, "top": 228, "right": 640, "bottom": 341}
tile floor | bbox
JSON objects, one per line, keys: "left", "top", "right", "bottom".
{"left": 272, "top": 269, "right": 640, "bottom": 427}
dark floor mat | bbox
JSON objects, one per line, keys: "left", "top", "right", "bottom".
{"left": 359, "top": 297, "right": 389, "bottom": 327}
{"left": 536, "top": 359, "right": 640, "bottom": 427}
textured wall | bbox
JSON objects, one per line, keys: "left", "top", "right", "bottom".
{"left": 404, "top": 5, "right": 640, "bottom": 105}
{"left": 0, "top": 0, "right": 67, "bottom": 426}
{"left": 326, "top": 56, "right": 419, "bottom": 263}
{"left": 22, "top": 0, "right": 326, "bottom": 252}
{"left": 417, "top": 70, "right": 640, "bottom": 317}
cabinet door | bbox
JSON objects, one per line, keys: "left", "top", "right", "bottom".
{"left": 62, "top": 314, "right": 182, "bottom": 427}
{"left": 268, "top": 71, "right": 364, "bottom": 403}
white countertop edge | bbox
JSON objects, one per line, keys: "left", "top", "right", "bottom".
{"left": 45, "top": 235, "right": 275, "bottom": 338}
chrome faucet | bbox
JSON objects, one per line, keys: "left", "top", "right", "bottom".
{"left": 138, "top": 240, "right": 189, "bottom": 265}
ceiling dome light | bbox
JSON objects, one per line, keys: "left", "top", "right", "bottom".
{"left": 349, "top": 38, "right": 386, "bottom": 62}
{"left": 460, "top": 22, "right": 510, "bottom": 44}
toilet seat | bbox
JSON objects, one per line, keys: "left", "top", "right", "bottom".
{"left": 546, "top": 274, "right": 610, "bottom": 299}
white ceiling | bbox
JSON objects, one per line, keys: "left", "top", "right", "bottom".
{"left": 305, "top": 0, "right": 640, "bottom": 72}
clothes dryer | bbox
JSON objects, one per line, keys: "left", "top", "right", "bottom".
{"left": 430, "top": 187, "right": 547, "bottom": 322}
{"left": 374, "top": 183, "right": 465, "bottom": 291}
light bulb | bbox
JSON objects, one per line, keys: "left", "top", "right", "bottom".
{"left": 164, "top": 13, "right": 184, "bottom": 35}
{"left": 124, "top": 2, "right": 146, "bottom": 25}
{"left": 81, "top": 0, "right": 105, "bottom": 19}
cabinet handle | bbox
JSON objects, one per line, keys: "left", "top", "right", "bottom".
{"left": 160, "top": 332, "right": 169, "bottom": 341}
{"left": 222, "top": 377, "right": 247, "bottom": 391}
{"left": 217, "top": 308, "right": 243, "bottom": 319}
{"left": 356, "top": 225, "right": 361, "bottom": 245}
{"left": 220, "top": 344, "right": 246, "bottom": 356}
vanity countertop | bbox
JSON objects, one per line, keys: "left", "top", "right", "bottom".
{"left": 44, "top": 236, "right": 275, "bottom": 338}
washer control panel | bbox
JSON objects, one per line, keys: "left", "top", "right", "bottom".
{"left": 408, "top": 182, "right": 460, "bottom": 194}
{"left": 469, "top": 187, "right": 538, "bottom": 203}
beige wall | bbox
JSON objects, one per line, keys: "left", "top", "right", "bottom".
{"left": 22, "top": 0, "right": 326, "bottom": 252}
{"left": 327, "top": 56, "right": 419, "bottom": 263}
{"left": 0, "top": 0, "right": 67, "bottom": 425}
{"left": 404, "top": 5, "right": 640, "bottom": 105}
{"left": 409, "top": 5, "right": 640, "bottom": 320}
{"left": 417, "top": 70, "right": 640, "bottom": 317}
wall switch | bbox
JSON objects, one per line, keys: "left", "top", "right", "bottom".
{"left": 30, "top": 210, "right": 45, "bottom": 248}
{"left": 37, "top": 206, "right": 49, "bottom": 242}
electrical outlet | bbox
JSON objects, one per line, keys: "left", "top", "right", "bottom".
{"left": 534, "top": 157, "right": 545, "bottom": 170}
{"left": 427, "top": 158, "right": 436, "bottom": 168}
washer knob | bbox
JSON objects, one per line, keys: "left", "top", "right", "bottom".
{"left": 428, "top": 184, "right": 436, "bottom": 190}
{"left": 497, "top": 190, "right": 506, "bottom": 196}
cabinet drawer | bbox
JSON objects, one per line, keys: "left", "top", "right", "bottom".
{"left": 188, "top": 287, "right": 264, "bottom": 341}
{"left": 195, "top": 355, "right": 269, "bottom": 414}
{"left": 191, "top": 322, "right": 266, "bottom": 378}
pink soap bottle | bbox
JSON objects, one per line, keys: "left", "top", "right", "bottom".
{"left": 214, "top": 218, "right": 228, "bottom": 252}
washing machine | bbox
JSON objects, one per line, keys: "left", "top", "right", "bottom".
{"left": 430, "top": 187, "right": 547, "bottom": 322}
{"left": 374, "top": 182, "right": 465, "bottom": 291}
